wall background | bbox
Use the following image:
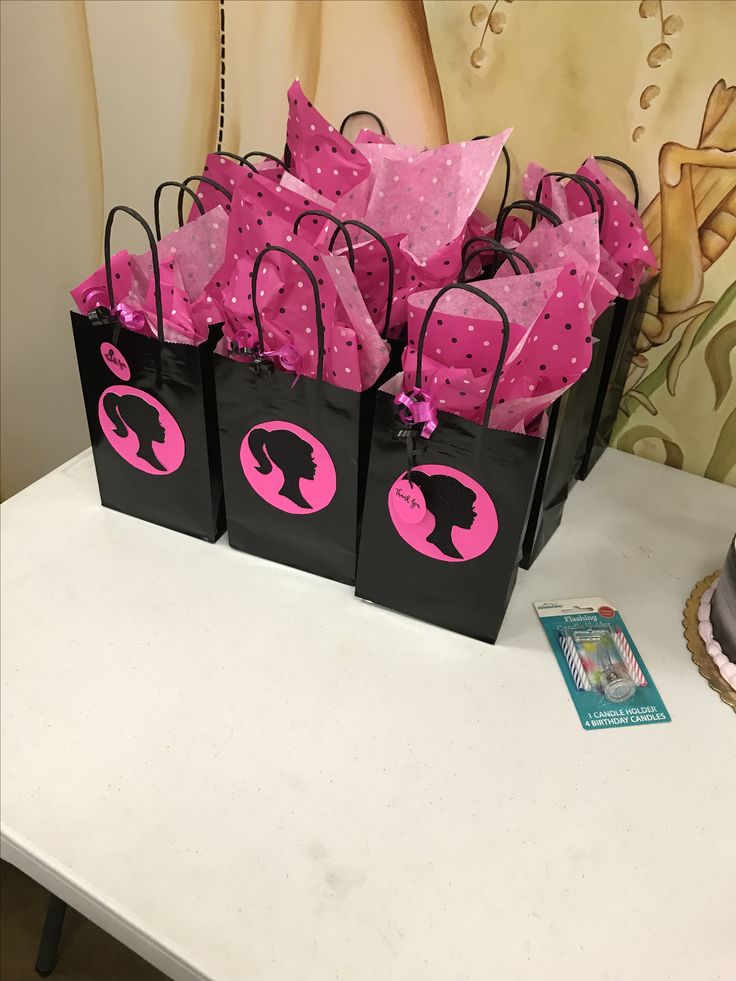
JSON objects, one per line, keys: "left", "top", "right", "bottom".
{"left": 1, "top": 0, "right": 733, "bottom": 499}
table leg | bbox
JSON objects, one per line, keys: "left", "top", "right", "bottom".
{"left": 34, "top": 894, "right": 67, "bottom": 977}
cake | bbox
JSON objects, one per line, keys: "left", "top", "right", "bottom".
{"left": 699, "top": 536, "right": 736, "bottom": 691}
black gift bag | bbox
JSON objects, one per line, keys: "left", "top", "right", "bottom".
{"left": 578, "top": 281, "right": 652, "bottom": 478}
{"left": 355, "top": 284, "right": 544, "bottom": 644}
{"left": 576, "top": 156, "right": 647, "bottom": 479}
{"left": 518, "top": 177, "right": 604, "bottom": 567}
{"left": 214, "top": 245, "right": 371, "bottom": 586}
{"left": 70, "top": 206, "right": 225, "bottom": 541}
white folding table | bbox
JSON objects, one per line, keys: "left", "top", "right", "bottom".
{"left": 2, "top": 448, "right": 734, "bottom": 981}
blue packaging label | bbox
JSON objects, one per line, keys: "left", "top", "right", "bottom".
{"left": 534, "top": 597, "right": 670, "bottom": 731}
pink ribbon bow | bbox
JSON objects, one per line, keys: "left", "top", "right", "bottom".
{"left": 81, "top": 285, "right": 109, "bottom": 310}
{"left": 114, "top": 302, "right": 148, "bottom": 333}
{"left": 395, "top": 389, "right": 438, "bottom": 439}
{"left": 83, "top": 286, "right": 149, "bottom": 334}
{"left": 263, "top": 344, "right": 302, "bottom": 387}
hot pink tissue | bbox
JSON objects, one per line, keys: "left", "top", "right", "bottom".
{"left": 321, "top": 253, "right": 389, "bottom": 389}
{"left": 401, "top": 264, "right": 592, "bottom": 433}
{"left": 286, "top": 79, "right": 371, "bottom": 201}
{"left": 497, "top": 212, "right": 616, "bottom": 321}
{"left": 71, "top": 250, "right": 133, "bottom": 316}
{"left": 522, "top": 162, "right": 627, "bottom": 301}
{"left": 351, "top": 133, "right": 512, "bottom": 265}
{"left": 525, "top": 159, "right": 657, "bottom": 299}
{"left": 216, "top": 233, "right": 388, "bottom": 393}
{"left": 185, "top": 153, "right": 245, "bottom": 220}
{"left": 574, "top": 157, "right": 657, "bottom": 298}
{"left": 72, "top": 208, "right": 229, "bottom": 345}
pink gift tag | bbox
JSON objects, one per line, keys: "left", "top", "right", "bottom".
{"left": 389, "top": 477, "right": 427, "bottom": 525}
{"left": 100, "top": 342, "right": 130, "bottom": 381}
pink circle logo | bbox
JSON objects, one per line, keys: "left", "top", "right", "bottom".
{"left": 240, "top": 421, "right": 336, "bottom": 514}
{"left": 100, "top": 342, "right": 130, "bottom": 381}
{"left": 98, "top": 385, "right": 185, "bottom": 475}
{"left": 388, "top": 465, "right": 498, "bottom": 562}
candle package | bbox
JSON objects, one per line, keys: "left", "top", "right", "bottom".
{"left": 534, "top": 597, "right": 669, "bottom": 730}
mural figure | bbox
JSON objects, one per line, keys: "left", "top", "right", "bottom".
{"left": 614, "top": 80, "right": 736, "bottom": 482}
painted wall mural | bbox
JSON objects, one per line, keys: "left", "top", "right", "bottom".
{"left": 423, "top": 0, "right": 736, "bottom": 484}
{"left": 615, "top": 79, "right": 736, "bottom": 482}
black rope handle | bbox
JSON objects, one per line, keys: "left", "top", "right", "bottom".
{"left": 498, "top": 145, "right": 511, "bottom": 217}
{"left": 240, "top": 151, "right": 287, "bottom": 171}
{"left": 328, "top": 219, "right": 395, "bottom": 338}
{"left": 293, "top": 210, "right": 355, "bottom": 270}
{"left": 532, "top": 172, "right": 604, "bottom": 230}
{"left": 462, "top": 246, "right": 520, "bottom": 281}
{"left": 339, "top": 110, "right": 387, "bottom": 136}
{"left": 153, "top": 181, "right": 205, "bottom": 241}
{"left": 104, "top": 206, "right": 163, "bottom": 344}
{"left": 474, "top": 138, "right": 512, "bottom": 218}
{"left": 458, "top": 247, "right": 522, "bottom": 283}
{"left": 216, "top": 151, "right": 248, "bottom": 164}
{"left": 593, "top": 155, "right": 640, "bottom": 210}
{"left": 176, "top": 175, "right": 233, "bottom": 226}
{"left": 495, "top": 199, "right": 562, "bottom": 246}
{"left": 251, "top": 245, "right": 327, "bottom": 383}
{"left": 415, "top": 283, "right": 510, "bottom": 430}
{"left": 460, "top": 236, "right": 534, "bottom": 275}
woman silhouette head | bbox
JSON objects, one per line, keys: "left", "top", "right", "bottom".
{"left": 248, "top": 428, "right": 317, "bottom": 509}
{"left": 410, "top": 470, "right": 477, "bottom": 559}
{"left": 103, "top": 392, "right": 167, "bottom": 471}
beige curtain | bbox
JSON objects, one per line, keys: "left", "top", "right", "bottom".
{"left": 0, "top": 0, "right": 445, "bottom": 499}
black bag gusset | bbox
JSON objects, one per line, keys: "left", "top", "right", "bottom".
{"left": 71, "top": 206, "right": 225, "bottom": 541}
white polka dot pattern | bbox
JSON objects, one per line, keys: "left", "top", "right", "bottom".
{"left": 401, "top": 262, "right": 593, "bottom": 434}
{"left": 286, "top": 80, "right": 371, "bottom": 202}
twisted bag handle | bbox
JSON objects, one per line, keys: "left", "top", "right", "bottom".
{"left": 473, "top": 137, "right": 512, "bottom": 220}
{"left": 532, "top": 171, "right": 605, "bottom": 230}
{"left": 328, "top": 218, "right": 395, "bottom": 338}
{"left": 593, "top": 155, "right": 640, "bottom": 210}
{"left": 460, "top": 235, "right": 534, "bottom": 279}
{"left": 293, "top": 210, "right": 355, "bottom": 269}
{"left": 104, "top": 205, "right": 164, "bottom": 345}
{"left": 152, "top": 181, "right": 205, "bottom": 241}
{"left": 207, "top": 150, "right": 287, "bottom": 172}
{"left": 339, "top": 110, "right": 387, "bottom": 137}
{"left": 176, "top": 175, "right": 233, "bottom": 225}
{"left": 462, "top": 247, "right": 521, "bottom": 281}
{"left": 495, "top": 199, "right": 562, "bottom": 244}
{"left": 414, "top": 283, "right": 510, "bottom": 431}
{"left": 251, "top": 245, "right": 327, "bottom": 383}
{"left": 215, "top": 151, "right": 248, "bottom": 164}
{"left": 239, "top": 151, "right": 287, "bottom": 172}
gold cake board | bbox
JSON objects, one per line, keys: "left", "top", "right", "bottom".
{"left": 683, "top": 572, "right": 736, "bottom": 712}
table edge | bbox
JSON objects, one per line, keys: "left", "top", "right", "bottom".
{"left": 1, "top": 825, "right": 213, "bottom": 981}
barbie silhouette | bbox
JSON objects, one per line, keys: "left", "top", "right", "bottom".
{"left": 410, "top": 470, "right": 477, "bottom": 559}
{"left": 240, "top": 421, "right": 337, "bottom": 515}
{"left": 98, "top": 385, "right": 186, "bottom": 475}
{"left": 388, "top": 465, "right": 498, "bottom": 562}
{"left": 248, "top": 428, "right": 316, "bottom": 508}
{"left": 103, "top": 392, "right": 166, "bottom": 470}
